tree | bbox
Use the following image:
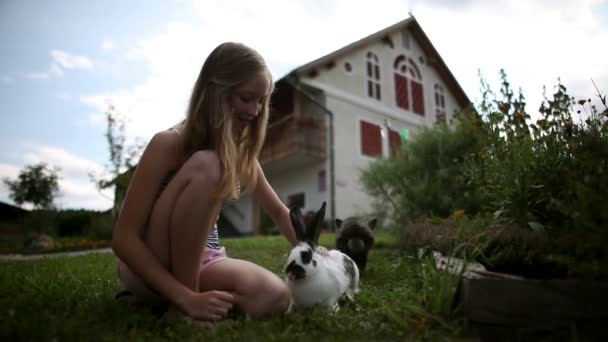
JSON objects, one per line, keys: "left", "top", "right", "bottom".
{"left": 3, "top": 162, "right": 60, "bottom": 209}
{"left": 90, "top": 103, "right": 143, "bottom": 216}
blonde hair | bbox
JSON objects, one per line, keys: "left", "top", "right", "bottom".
{"left": 182, "top": 42, "right": 273, "bottom": 200}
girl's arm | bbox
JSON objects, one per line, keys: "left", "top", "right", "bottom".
{"left": 251, "top": 160, "right": 297, "bottom": 245}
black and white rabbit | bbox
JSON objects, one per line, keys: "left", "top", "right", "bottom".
{"left": 284, "top": 202, "right": 360, "bottom": 312}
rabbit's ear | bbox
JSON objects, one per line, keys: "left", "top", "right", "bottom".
{"left": 307, "top": 202, "right": 326, "bottom": 245}
{"left": 289, "top": 206, "right": 306, "bottom": 242}
{"left": 335, "top": 219, "right": 343, "bottom": 230}
{"left": 368, "top": 218, "right": 377, "bottom": 230}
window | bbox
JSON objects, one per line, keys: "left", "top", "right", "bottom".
{"left": 287, "top": 193, "right": 305, "bottom": 209}
{"left": 435, "top": 84, "right": 446, "bottom": 122}
{"left": 344, "top": 62, "right": 352, "bottom": 73}
{"left": 389, "top": 129, "right": 402, "bottom": 156}
{"left": 360, "top": 121, "right": 382, "bottom": 157}
{"left": 366, "top": 52, "right": 381, "bottom": 100}
{"left": 394, "top": 56, "right": 409, "bottom": 110}
{"left": 394, "top": 55, "right": 425, "bottom": 116}
{"left": 318, "top": 170, "right": 326, "bottom": 192}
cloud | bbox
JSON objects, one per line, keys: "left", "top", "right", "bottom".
{"left": 81, "top": 0, "right": 411, "bottom": 140}
{"left": 0, "top": 145, "right": 113, "bottom": 210}
{"left": 26, "top": 49, "right": 94, "bottom": 80}
{"left": 410, "top": 0, "right": 608, "bottom": 116}
{"left": 0, "top": 163, "right": 21, "bottom": 206}
{"left": 51, "top": 49, "right": 94, "bottom": 70}
{"left": 101, "top": 39, "right": 114, "bottom": 51}
{"left": 79, "top": 0, "right": 608, "bottom": 145}
{"left": 1, "top": 75, "right": 14, "bottom": 84}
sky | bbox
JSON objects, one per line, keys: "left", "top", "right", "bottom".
{"left": 1, "top": 0, "right": 607, "bottom": 211}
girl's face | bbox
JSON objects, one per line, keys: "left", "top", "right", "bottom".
{"left": 230, "top": 72, "right": 271, "bottom": 129}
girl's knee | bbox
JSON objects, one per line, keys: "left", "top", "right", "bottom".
{"left": 260, "top": 277, "right": 292, "bottom": 313}
{"left": 235, "top": 273, "right": 291, "bottom": 316}
{"left": 182, "top": 150, "right": 222, "bottom": 187}
{"left": 273, "top": 282, "right": 292, "bottom": 312}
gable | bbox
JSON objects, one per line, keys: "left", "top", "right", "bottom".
{"left": 282, "top": 16, "right": 471, "bottom": 110}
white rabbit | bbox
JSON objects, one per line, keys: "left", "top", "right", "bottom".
{"left": 284, "top": 202, "right": 360, "bottom": 312}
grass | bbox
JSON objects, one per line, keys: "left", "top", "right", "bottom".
{"left": 0, "top": 232, "right": 470, "bottom": 341}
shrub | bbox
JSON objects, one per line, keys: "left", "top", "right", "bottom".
{"left": 469, "top": 71, "right": 608, "bottom": 236}
{"left": 55, "top": 210, "right": 91, "bottom": 236}
{"left": 360, "top": 115, "right": 485, "bottom": 226}
{"left": 361, "top": 69, "right": 608, "bottom": 276}
{"left": 86, "top": 213, "right": 113, "bottom": 240}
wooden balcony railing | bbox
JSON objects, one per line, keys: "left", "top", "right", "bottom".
{"left": 259, "top": 115, "right": 327, "bottom": 165}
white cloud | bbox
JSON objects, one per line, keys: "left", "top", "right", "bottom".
{"left": 51, "top": 49, "right": 94, "bottom": 70}
{"left": 101, "top": 39, "right": 114, "bottom": 51}
{"left": 0, "top": 145, "right": 113, "bottom": 210}
{"left": 26, "top": 49, "right": 94, "bottom": 80}
{"left": 26, "top": 71, "right": 51, "bottom": 80}
{"left": 1, "top": 75, "right": 14, "bottom": 84}
{"left": 81, "top": 0, "right": 412, "bottom": 140}
{"left": 79, "top": 0, "right": 608, "bottom": 143}
{"left": 0, "top": 163, "right": 21, "bottom": 206}
{"left": 409, "top": 0, "right": 608, "bottom": 116}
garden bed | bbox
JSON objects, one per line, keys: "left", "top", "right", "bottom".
{"left": 456, "top": 270, "right": 608, "bottom": 341}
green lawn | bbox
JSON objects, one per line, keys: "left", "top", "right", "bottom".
{"left": 0, "top": 232, "right": 469, "bottom": 341}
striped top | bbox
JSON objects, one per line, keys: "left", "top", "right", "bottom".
{"left": 161, "top": 126, "right": 240, "bottom": 250}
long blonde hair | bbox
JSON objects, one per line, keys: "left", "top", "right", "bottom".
{"left": 182, "top": 42, "right": 273, "bottom": 200}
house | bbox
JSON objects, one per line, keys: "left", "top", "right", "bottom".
{"left": 0, "top": 201, "right": 29, "bottom": 238}
{"left": 224, "top": 15, "right": 473, "bottom": 234}
{"left": 112, "top": 16, "right": 472, "bottom": 235}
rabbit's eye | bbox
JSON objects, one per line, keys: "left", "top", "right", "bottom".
{"left": 301, "top": 249, "right": 312, "bottom": 264}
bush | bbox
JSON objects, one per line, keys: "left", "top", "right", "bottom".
{"left": 55, "top": 210, "right": 91, "bottom": 236}
{"left": 469, "top": 71, "right": 608, "bottom": 236}
{"left": 20, "top": 210, "right": 58, "bottom": 235}
{"left": 361, "top": 70, "right": 608, "bottom": 277}
{"left": 360, "top": 112, "right": 484, "bottom": 225}
{"left": 86, "top": 213, "right": 113, "bottom": 240}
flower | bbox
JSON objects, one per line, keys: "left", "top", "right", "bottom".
{"left": 578, "top": 99, "right": 587, "bottom": 105}
{"left": 451, "top": 210, "right": 465, "bottom": 220}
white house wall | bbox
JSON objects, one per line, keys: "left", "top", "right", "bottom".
{"left": 307, "top": 28, "right": 462, "bottom": 125}
{"left": 298, "top": 27, "right": 466, "bottom": 220}
{"left": 228, "top": 24, "right": 468, "bottom": 233}
{"left": 265, "top": 161, "right": 327, "bottom": 216}
{"left": 222, "top": 195, "right": 254, "bottom": 235}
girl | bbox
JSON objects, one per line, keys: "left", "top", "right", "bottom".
{"left": 112, "top": 42, "right": 297, "bottom": 323}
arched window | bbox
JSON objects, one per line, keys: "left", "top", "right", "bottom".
{"left": 366, "top": 52, "right": 381, "bottom": 100}
{"left": 394, "top": 55, "right": 425, "bottom": 116}
{"left": 435, "top": 84, "right": 446, "bottom": 122}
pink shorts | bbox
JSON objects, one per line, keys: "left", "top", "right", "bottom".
{"left": 117, "top": 246, "right": 228, "bottom": 305}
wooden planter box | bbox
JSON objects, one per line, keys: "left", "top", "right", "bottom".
{"left": 456, "top": 271, "right": 608, "bottom": 341}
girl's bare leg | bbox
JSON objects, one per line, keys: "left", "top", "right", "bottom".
{"left": 144, "top": 150, "right": 222, "bottom": 291}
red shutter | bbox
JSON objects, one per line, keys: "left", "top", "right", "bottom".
{"left": 360, "top": 121, "right": 382, "bottom": 157}
{"left": 394, "top": 73, "right": 409, "bottom": 110}
{"left": 389, "top": 129, "right": 402, "bottom": 156}
{"left": 412, "top": 81, "right": 425, "bottom": 116}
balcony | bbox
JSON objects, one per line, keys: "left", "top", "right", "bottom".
{"left": 260, "top": 114, "right": 327, "bottom": 175}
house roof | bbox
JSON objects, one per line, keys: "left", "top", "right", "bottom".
{"left": 279, "top": 16, "right": 472, "bottom": 109}
{"left": 0, "top": 201, "right": 28, "bottom": 221}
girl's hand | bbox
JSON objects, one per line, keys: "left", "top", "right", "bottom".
{"left": 180, "top": 290, "right": 236, "bottom": 322}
